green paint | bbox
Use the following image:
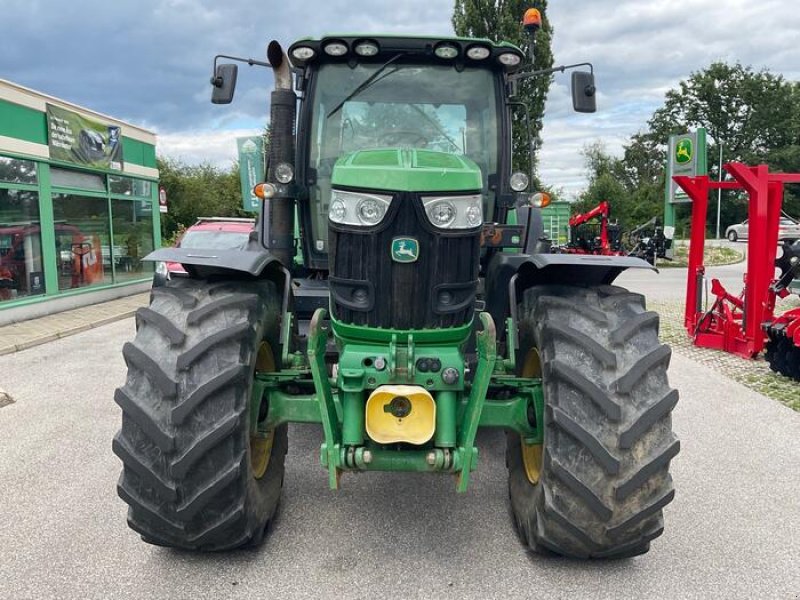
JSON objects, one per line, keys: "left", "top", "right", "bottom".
{"left": 121, "top": 137, "right": 157, "bottom": 169}
{"left": 390, "top": 237, "right": 419, "bottom": 263}
{"left": 36, "top": 163, "right": 59, "bottom": 296}
{"left": 456, "top": 312, "right": 496, "bottom": 492}
{"left": 341, "top": 390, "right": 365, "bottom": 446}
{"left": 0, "top": 99, "right": 48, "bottom": 145}
{"left": 435, "top": 390, "right": 457, "bottom": 448}
{"left": 332, "top": 316, "right": 472, "bottom": 345}
{"left": 476, "top": 386, "right": 543, "bottom": 444}
{"left": 308, "top": 308, "right": 342, "bottom": 489}
{"left": 332, "top": 148, "right": 482, "bottom": 193}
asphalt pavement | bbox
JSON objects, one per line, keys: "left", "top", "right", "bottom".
{"left": 1, "top": 314, "right": 799, "bottom": 600}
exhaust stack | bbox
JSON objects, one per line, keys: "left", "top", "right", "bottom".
{"left": 263, "top": 40, "right": 297, "bottom": 267}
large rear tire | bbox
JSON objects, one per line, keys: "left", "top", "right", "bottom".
{"left": 113, "top": 277, "right": 287, "bottom": 551}
{"left": 508, "top": 284, "right": 679, "bottom": 558}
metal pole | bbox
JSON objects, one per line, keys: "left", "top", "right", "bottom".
{"left": 716, "top": 143, "right": 723, "bottom": 240}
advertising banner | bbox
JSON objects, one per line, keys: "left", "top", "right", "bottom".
{"left": 47, "top": 104, "right": 123, "bottom": 170}
{"left": 236, "top": 136, "right": 265, "bottom": 212}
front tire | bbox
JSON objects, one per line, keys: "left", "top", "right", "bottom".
{"left": 727, "top": 230, "right": 738, "bottom": 242}
{"left": 113, "top": 277, "right": 287, "bottom": 551}
{"left": 508, "top": 285, "right": 679, "bottom": 558}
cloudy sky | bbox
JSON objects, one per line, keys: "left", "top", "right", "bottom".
{"left": 2, "top": 0, "right": 799, "bottom": 197}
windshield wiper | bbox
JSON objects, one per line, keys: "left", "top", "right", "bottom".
{"left": 326, "top": 53, "right": 405, "bottom": 119}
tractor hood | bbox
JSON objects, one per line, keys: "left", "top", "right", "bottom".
{"left": 331, "top": 148, "right": 482, "bottom": 193}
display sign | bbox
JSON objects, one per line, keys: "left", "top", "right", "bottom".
{"left": 667, "top": 129, "right": 706, "bottom": 203}
{"left": 47, "top": 104, "right": 123, "bottom": 170}
{"left": 236, "top": 136, "right": 265, "bottom": 212}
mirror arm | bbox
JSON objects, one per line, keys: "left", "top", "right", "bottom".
{"left": 211, "top": 54, "right": 272, "bottom": 87}
{"left": 508, "top": 61, "right": 593, "bottom": 84}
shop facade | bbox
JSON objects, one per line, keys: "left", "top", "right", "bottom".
{"left": 0, "top": 79, "right": 160, "bottom": 322}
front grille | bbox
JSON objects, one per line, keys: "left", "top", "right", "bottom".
{"left": 328, "top": 191, "right": 480, "bottom": 330}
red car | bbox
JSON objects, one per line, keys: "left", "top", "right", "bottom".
{"left": 155, "top": 217, "right": 255, "bottom": 282}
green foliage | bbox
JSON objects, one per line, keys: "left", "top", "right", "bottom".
{"left": 578, "top": 61, "right": 800, "bottom": 236}
{"left": 157, "top": 157, "right": 247, "bottom": 241}
{"left": 452, "top": 0, "right": 554, "bottom": 182}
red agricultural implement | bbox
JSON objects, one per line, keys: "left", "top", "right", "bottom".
{"left": 560, "top": 200, "right": 624, "bottom": 255}
{"left": 675, "top": 163, "right": 800, "bottom": 378}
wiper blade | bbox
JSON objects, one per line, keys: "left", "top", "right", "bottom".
{"left": 326, "top": 53, "right": 405, "bottom": 119}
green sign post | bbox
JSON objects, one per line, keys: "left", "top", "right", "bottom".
{"left": 236, "top": 136, "right": 265, "bottom": 212}
{"left": 664, "top": 128, "right": 707, "bottom": 229}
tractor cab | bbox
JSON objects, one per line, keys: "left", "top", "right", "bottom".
{"left": 288, "top": 36, "right": 520, "bottom": 269}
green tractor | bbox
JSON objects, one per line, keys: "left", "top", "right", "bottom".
{"left": 114, "top": 13, "right": 679, "bottom": 558}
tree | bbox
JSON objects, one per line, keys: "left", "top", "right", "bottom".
{"left": 452, "top": 0, "right": 554, "bottom": 182}
{"left": 648, "top": 62, "right": 800, "bottom": 227}
{"left": 157, "top": 157, "right": 247, "bottom": 242}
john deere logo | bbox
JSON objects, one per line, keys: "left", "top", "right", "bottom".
{"left": 675, "top": 138, "right": 693, "bottom": 164}
{"left": 391, "top": 238, "right": 419, "bottom": 263}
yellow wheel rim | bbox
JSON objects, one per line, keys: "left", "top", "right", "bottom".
{"left": 521, "top": 347, "right": 543, "bottom": 485}
{"left": 251, "top": 341, "right": 276, "bottom": 480}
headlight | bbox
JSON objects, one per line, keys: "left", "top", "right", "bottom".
{"left": 329, "top": 189, "right": 392, "bottom": 226}
{"left": 155, "top": 261, "right": 169, "bottom": 277}
{"left": 274, "top": 162, "right": 294, "bottom": 184}
{"left": 422, "top": 194, "right": 483, "bottom": 230}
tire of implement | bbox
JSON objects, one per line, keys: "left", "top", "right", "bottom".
{"left": 508, "top": 284, "right": 679, "bottom": 558}
{"left": 113, "top": 277, "right": 287, "bottom": 551}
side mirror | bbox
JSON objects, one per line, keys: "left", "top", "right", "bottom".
{"left": 571, "top": 71, "right": 596, "bottom": 113}
{"left": 211, "top": 64, "right": 238, "bottom": 104}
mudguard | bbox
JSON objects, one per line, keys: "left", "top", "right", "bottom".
{"left": 144, "top": 247, "right": 281, "bottom": 278}
{"left": 484, "top": 251, "right": 656, "bottom": 334}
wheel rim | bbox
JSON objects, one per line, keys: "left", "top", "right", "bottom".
{"left": 251, "top": 341, "right": 276, "bottom": 480}
{"left": 520, "top": 347, "right": 544, "bottom": 485}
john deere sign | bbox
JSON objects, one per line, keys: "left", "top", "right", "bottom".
{"left": 47, "top": 104, "right": 123, "bottom": 170}
{"left": 667, "top": 129, "right": 706, "bottom": 204}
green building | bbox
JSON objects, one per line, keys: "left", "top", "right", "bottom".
{"left": 0, "top": 79, "right": 160, "bottom": 323}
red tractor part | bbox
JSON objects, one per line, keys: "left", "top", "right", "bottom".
{"left": 675, "top": 162, "right": 800, "bottom": 358}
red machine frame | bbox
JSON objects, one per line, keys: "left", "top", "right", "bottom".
{"left": 675, "top": 162, "right": 800, "bottom": 358}
{"left": 562, "top": 200, "right": 624, "bottom": 256}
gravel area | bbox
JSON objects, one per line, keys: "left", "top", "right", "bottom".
{"left": 650, "top": 295, "right": 800, "bottom": 411}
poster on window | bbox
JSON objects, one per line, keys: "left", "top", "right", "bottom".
{"left": 47, "top": 104, "right": 123, "bottom": 170}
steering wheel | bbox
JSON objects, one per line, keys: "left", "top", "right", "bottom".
{"left": 378, "top": 129, "right": 430, "bottom": 147}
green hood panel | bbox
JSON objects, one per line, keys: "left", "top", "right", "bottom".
{"left": 332, "top": 148, "right": 482, "bottom": 193}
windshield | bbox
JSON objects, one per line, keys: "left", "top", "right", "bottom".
{"left": 179, "top": 230, "right": 250, "bottom": 250}
{"left": 306, "top": 61, "right": 500, "bottom": 255}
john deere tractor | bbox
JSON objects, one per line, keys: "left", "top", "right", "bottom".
{"left": 114, "top": 11, "right": 679, "bottom": 558}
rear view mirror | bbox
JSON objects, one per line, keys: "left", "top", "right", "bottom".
{"left": 571, "top": 71, "right": 596, "bottom": 113}
{"left": 211, "top": 64, "right": 238, "bottom": 104}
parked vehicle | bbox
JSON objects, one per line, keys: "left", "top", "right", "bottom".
{"left": 153, "top": 217, "right": 255, "bottom": 284}
{"left": 726, "top": 215, "right": 800, "bottom": 242}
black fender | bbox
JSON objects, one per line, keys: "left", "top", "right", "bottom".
{"left": 144, "top": 246, "right": 283, "bottom": 280}
{"left": 484, "top": 251, "right": 656, "bottom": 337}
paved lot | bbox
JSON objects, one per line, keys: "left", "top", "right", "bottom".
{"left": 2, "top": 316, "right": 800, "bottom": 599}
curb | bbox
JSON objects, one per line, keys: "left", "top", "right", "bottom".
{"left": 0, "top": 309, "right": 137, "bottom": 357}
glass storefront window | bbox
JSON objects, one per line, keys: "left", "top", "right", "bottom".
{"left": 0, "top": 188, "right": 45, "bottom": 302}
{"left": 0, "top": 156, "right": 38, "bottom": 185}
{"left": 110, "top": 175, "right": 152, "bottom": 198}
{"left": 52, "top": 194, "right": 112, "bottom": 290}
{"left": 51, "top": 167, "right": 106, "bottom": 192}
{"left": 111, "top": 199, "right": 154, "bottom": 282}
